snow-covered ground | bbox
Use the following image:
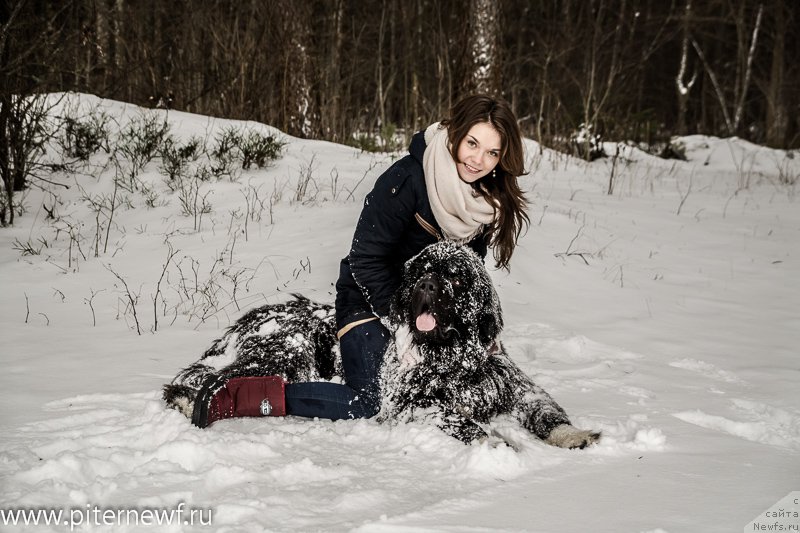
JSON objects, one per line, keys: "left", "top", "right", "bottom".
{"left": 1, "top": 94, "right": 797, "bottom": 532}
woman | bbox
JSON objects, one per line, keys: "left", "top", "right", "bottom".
{"left": 280, "top": 94, "right": 530, "bottom": 420}
{"left": 194, "top": 94, "right": 529, "bottom": 425}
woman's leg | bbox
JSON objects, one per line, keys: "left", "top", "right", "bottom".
{"left": 284, "top": 382, "right": 367, "bottom": 420}
{"left": 285, "top": 319, "right": 390, "bottom": 420}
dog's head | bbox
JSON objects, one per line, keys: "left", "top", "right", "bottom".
{"left": 390, "top": 241, "right": 503, "bottom": 348}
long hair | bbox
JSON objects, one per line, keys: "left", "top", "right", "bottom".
{"left": 440, "top": 94, "right": 529, "bottom": 270}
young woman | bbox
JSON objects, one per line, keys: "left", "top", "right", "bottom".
{"left": 280, "top": 94, "right": 530, "bottom": 420}
{"left": 191, "top": 94, "right": 530, "bottom": 425}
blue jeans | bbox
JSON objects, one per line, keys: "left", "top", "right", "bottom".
{"left": 285, "top": 320, "right": 389, "bottom": 420}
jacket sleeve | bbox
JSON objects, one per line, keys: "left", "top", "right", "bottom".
{"left": 348, "top": 162, "right": 415, "bottom": 319}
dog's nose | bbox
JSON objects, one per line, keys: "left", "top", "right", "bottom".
{"left": 418, "top": 275, "right": 438, "bottom": 295}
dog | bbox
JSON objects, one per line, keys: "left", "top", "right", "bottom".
{"left": 164, "top": 241, "right": 600, "bottom": 449}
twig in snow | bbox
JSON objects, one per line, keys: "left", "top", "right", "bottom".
{"left": 84, "top": 288, "right": 105, "bottom": 327}
{"left": 676, "top": 169, "right": 694, "bottom": 215}
{"left": 105, "top": 263, "right": 142, "bottom": 335}
{"left": 345, "top": 158, "right": 381, "bottom": 201}
{"left": 153, "top": 242, "right": 179, "bottom": 332}
{"left": 554, "top": 225, "right": 592, "bottom": 265}
{"left": 537, "top": 205, "right": 548, "bottom": 226}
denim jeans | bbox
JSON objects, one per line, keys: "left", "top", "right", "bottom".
{"left": 285, "top": 319, "right": 389, "bottom": 420}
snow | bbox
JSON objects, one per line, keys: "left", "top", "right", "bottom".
{"left": 1, "top": 94, "right": 798, "bottom": 532}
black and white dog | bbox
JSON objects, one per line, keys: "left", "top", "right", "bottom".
{"left": 164, "top": 241, "right": 600, "bottom": 449}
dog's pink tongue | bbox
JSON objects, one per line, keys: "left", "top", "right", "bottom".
{"left": 415, "top": 313, "right": 437, "bottom": 332}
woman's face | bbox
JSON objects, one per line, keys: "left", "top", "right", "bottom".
{"left": 455, "top": 122, "right": 502, "bottom": 184}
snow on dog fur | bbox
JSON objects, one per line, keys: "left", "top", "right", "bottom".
{"left": 164, "top": 241, "right": 600, "bottom": 448}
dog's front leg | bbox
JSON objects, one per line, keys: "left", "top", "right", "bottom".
{"left": 513, "top": 379, "right": 601, "bottom": 450}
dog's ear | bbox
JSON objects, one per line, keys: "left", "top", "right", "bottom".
{"left": 388, "top": 267, "right": 414, "bottom": 326}
{"left": 477, "top": 311, "right": 501, "bottom": 345}
{"left": 476, "top": 280, "right": 503, "bottom": 345}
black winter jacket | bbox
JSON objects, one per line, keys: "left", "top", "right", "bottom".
{"left": 334, "top": 131, "right": 488, "bottom": 331}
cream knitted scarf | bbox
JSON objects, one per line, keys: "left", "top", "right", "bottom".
{"left": 423, "top": 122, "right": 497, "bottom": 242}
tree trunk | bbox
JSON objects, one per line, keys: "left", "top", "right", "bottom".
{"left": 376, "top": 0, "right": 387, "bottom": 131}
{"left": 279, "top": 0, "right": 314, "bottom": 138}
{"left": 0, "top": 93, "right": 10, "bottom": 225}
{"left": 733, "top": 3, "right": 763, "bottom": 132}
{"left": 466, "top": 0, "right": 500, "bottom": 96}
{"left": 676, "top": 0, "right": 697, "bottom": 135}
{"left": 765, "top": 0, "right": 787, "bottom": 147}
{"left": 321, "top": 0, "right": 344, "bottom": 141}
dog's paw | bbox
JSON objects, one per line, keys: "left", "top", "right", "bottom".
{"left": 545, "top": 424, "right": 601, "bottom": 449}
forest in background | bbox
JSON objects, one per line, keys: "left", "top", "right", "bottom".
{"left": 1, "top": 0, "right": 798, "bottom": 152}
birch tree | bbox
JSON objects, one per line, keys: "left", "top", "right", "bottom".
{"left": 676, "top": 0, "right": 697, "bottom": 135}
{"left": 692, "top": 2, "right": 764, "bottom": 134}
{"left": 580, "top": 0, "right": 631, "bottom": 134}
{"left": 466, "top": 0, "right": 500, "bottom": 95}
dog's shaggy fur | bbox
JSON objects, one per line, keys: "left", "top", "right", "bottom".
{"left": 164, "top": 241, "right": 599, "bottom": 448}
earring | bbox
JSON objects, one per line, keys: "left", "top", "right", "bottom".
{"left": 492, "top": 168, "right": 496, "bottom": 178}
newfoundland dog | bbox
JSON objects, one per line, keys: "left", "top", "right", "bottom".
{"left": 164, "top": 241, "right": 600, "bottom": 449}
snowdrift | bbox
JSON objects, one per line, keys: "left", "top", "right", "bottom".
{"left": 0, "top": 94, "right": 797, "bottom": 532}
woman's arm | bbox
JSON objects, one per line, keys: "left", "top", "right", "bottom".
{"left": 348, "top": 163, "right": 415, "bottom": 320}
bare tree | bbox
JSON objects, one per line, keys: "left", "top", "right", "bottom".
{"left": 692, "top": 2, "right": 764, "bottom": 135}
{"left": 764, "top": 0, "right": 788, "bottom": 147}
{"left": 319, "top": 0, "right": 345, "bottom": 141}
{"left": 580, "top": 0, "right": 631, "bottom": 134}
{"left": 375, "top": 0, "right": 397, "bottom": 132}
{"left": 1, "top": 0, "right": 796, "bottom": 153}
{"left": 277, "top": 0, "right": 315, "bottom": 138}
{"left": 676, "top": 0, "right": 698, "bottom": 135}
{"left": 466, "top": 0, "right": 501, "bottom": 96}
{"left": 0, "top": 0, "right": 69, "bottom": 225}
{"left": 733, "top": 2, "right": 764, "bottom": 131}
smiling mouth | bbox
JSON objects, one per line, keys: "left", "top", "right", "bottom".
{"left": 463, "top": 163, "right": 482, "bottom": 174}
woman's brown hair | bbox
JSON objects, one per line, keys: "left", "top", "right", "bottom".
{"left": 440, "top": 94, "right": 529, "bottom": 270}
